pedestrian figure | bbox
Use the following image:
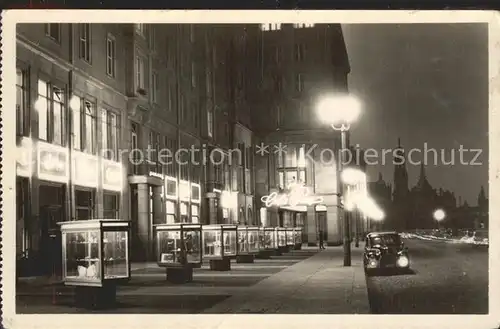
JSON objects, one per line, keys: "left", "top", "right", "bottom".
{"left": 318, "top": 230, "right": 326, "bottom": 250}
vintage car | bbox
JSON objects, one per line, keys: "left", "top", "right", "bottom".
{"left": 363, "top": 231, "right": 410, "bottom": 275}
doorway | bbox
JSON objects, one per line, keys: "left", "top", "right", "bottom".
{"left": 39, "top": 184, "right": 66, "bottom": 276}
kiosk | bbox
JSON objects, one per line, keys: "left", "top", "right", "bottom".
{"left": 58, "top": 219, "right": 131, "bottom": 309}
{"left": 154, "top": 223, "right": 202, "bottom": 283}
{"left": 202, "top": 224, "right": 237, "bottom": 271}
{"left": 236, "top": 226, "right": 260, "bottom": 263}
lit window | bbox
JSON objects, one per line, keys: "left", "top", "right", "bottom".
{"left": 293, "top": 23, "right": 315, "bottom": 29}
{"left": 72, "top": 96, "right": 96, "bottom": 154}
{"left": 295, "top": 73, "right": 303, "bottom": 92}
{"left": 79, "top": 24, "right": 91, "bottom": 63}
{"left": 106, "top": 35, "right": 116, "bottom": 78}
{"left": 191, "top": 62, "right": 196, "bottom": 88}
{"left": 207, "top": 109, "right": 213, "bottom": 137}
{"left": 37, "top": 80, "right": 66, "bottom": 145}
{"left": 261, "top": 23, "right": 282, "bottom": 31}
{"left": 102, "top": 109, "right": 120, "bottom": 161}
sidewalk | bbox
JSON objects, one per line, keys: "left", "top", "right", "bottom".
{"left": 203, "top": 244, "right": 370, "bottom": 314}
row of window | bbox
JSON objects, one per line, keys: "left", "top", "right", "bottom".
{"left": 16, "top": 69, "right": 120, "bottom": 160}
{"left": 260, "top": 23, "right": 315, "bottom": 31}
{"left": 45, "top": 24, "right": 116, "bottom": 78}
{"left": 274, "top": 73, "right": 304, "bottom": 93}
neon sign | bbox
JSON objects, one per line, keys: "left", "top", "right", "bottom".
{"left": 261, "top": 183, "right": 323, "bottom": 208}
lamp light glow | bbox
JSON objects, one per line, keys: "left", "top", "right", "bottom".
{"left": 317, "top": 94, "right": 362, "bottom": 125}
{"left": 433, "top": 209, "right": 446, "bottom": 221}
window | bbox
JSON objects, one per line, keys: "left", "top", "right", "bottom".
{"left": 102, "top": 109, "right": 119, "bottom": 161}
{"left": 72, "top": 96, "right": 96, "bottom": 154}
{"left": 37, "top": 79, "right": 66, "bottom": 145}
{"left": 148, "top": 130, "right": 161, "bottom": 174}
{"left": 191, "top": 204, "right": 199, "bottom": 223}
{"left": 295, "top": 44, "right": 304, "bottom": 62}
{"left": 78, "top": 24, "right": 91, "bottom": 63}
{"left": 166, "top": 200, "right": 176, "bottom": 223}
{"left": 180, "top": 94, "right": 185, "bottom": 123}
{"left": 135, "top": 23, "right": 145, "bottom": 36}
{"left": 191, "top": 62, "right": 196, "bottom": 88}
{"left": 151, "top": 71, "right": 159, "bottom": 103}
{"left": 189, "top": 25, "right": 195, "bottom": 43}
{"left": 295, "top": 73, "right": 303, "bottom": 92}
{"left": 103, "top": 193, "right": 119, "bottom": 219}
{"left": 167, "top": 83, "right": 173, "bottom": 110}
{"left": 45, "top": 24, "right": 61, "bottom": 42}
{"left": 164, "top": 137, "right": 177, "bottom": 177}
{"left": 131, "top": 122, "right": 139, "bottom": 174}
{"left": 75, "top": 189, "right": 95, "bottom": 220}
{"left": 274, "top": 76, "right": 282, "bottom": 93}
{"left": 261, "top": 23, "right": 281, "bottom": 31}
{"left": 149, "top": 25, "right": 156, "bottom": 51}
{"left": 276, "top": 105, "right": 281, "bottom": 126}
{"left": 106, "top": 35, "right": 116, "bottom": 77}
{"left": 16, "top": 68, "right": 28, "bottom": 136}
{"left": 135, "top": 52, "right": 145, "bottom": 90}
{"left": 206, "top": 94, "right": 214, "bottom": 125}
{"left": 293, "top": 23, "right": 315, "bottom": 29}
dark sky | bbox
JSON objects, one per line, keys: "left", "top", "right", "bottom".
{"left": 342, "top": 23, "right": 489, "bottom": 205}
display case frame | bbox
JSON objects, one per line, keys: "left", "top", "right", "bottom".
{"left": 154, "top": 223, "right": 203, "bottom": 268}
{"left": 59, "top": 219, "right": 131, "bottom": 288}
{"left": 202, "top": 224, "right": 238, "bottom": 260}
{"left": 261, "top": 227, "right": 277, "bottom": 250}
{"left": 247, "top": 226, "right": 260, "bottom": 254}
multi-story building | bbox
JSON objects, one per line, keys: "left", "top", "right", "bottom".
{"left": 251, "top": 23, "right": 351, "bottom": 245}
{"left": 15, "top": 23, "right": 352, "bottom": 275}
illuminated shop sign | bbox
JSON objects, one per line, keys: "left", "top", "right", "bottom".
{"left": 17, "top": 137, "right": 32, "bottom": 177}
{"left": 149, "top": 171, "right": 163, "bottom": 179}
{"left": 37, "top": 142, "right": 69, "bottom": 183}
{"left": 261, "top": 183, "right": 323, "bottom": 208}
{"left": 103, "top": 160, "right": 123, "bottom": 191}
{"left": 72, "top": 152, "right": 98, "bottom": 188}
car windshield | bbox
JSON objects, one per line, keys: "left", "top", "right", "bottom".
{"left": 370, "top": 234, "right": 401, "bottom": 246}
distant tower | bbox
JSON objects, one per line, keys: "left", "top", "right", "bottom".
{"left": 392, "top": 138, "right": 409, "bottom": 229}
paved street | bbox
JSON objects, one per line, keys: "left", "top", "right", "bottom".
{"left": 366, "top": 238, "right": 489, "bottom": 314}
{"left": 16, "top": 249, "right": 319, "bottom": 313}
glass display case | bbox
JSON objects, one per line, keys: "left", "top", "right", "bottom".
{"left": 276, "top": 227, "right": 287, "bottom": 247}
{"left": 237, "top": 226, "right": 250, "bottom": 255}
{"left": 59, "top": 219, "right": 130, "bottom": 287}
{"left": 286, "top": 228, "right": 295, "bottom": 246}
{"left": 154, "top": 224, "right": 202, "bottom": 268}
{"left": 259, "top": 227, "right": 277, "bottom": 250}
{"left": 247, "top": 226, "right": 260, "bottom": 254}
{"left": 294, "top": 227, "right": 303, "bottom": 249}
{"left": 202, "top": 224, "right": 238, "bottom": 259}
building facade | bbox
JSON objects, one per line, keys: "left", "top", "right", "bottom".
{"left": 251, "top": 23, "right": 351, "bottom": 246}
{"left": 15, "top": 23, "right": 352, "bottom": 275}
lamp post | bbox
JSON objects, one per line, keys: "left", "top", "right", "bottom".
{"left": 317, "top": 94, "right": 362, "bottom": 267}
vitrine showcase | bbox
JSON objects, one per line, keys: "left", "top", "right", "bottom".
{"left": 276, "top": 227, "right": 287, "bottom": 248}
{"left": 59, "top": 220, "right": 131, "bottom": 287}
{"left": 237, "top": 226, "right": 250, "bottom": 255}
{"left": 247, "top": 226, "right": 260, "bottom": 254}
{"left": 155, "top": 224, "right": 202, "bottom": 268}
{"left": 286, "top": 228, "right": 295, "bottom": 246}
{"left": 260, "top": 227, "right": 277, "bottom": 250}
{"left": 294, "top": 227, "right": 303, "bottom": 249}
{"left": 202, "top": 224, "right": 238, "bottom": 259}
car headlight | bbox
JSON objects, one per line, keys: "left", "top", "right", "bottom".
{"left": 397, "top": 255, "right": 409, "bottom": 268}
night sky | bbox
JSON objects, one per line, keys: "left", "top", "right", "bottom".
{"left": 343, "top": 23, "right": 489, "bottom": 205}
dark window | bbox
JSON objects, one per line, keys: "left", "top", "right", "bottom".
{"left": 75, "top": 189, "right": 95, "bottom": 220}
{"left": 78, "top": 24, "right": 91, "bottom": 63}
{"left": 72, "top": 96, "right": 96, "bottom": 154}
{"left": 370, "top": 234, "right": 402, "bottom": 246}
{"left": 102, "top": 109, "right": 120, "bottom": 161}
{"left": 103, "top": 192, "right": 119, "bottom": 219}
{"left": 106, "top": 35, "right": 116, "bottom": 77}
{"left": 16, "top": 68, "right": 29, "bottom": 136}
{"left": 45, "top": 24, "right": 61, "bottom": 42}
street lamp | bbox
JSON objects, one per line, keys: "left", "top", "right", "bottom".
{"left": 433, "top": 209, "right": 446, "bottom": 229}
{"left": 317, "top": 94, "right": 362, "bottom": 267}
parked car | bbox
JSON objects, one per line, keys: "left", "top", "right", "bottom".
{"left": 363, "top": 231, "right": 410, "bottom": 276}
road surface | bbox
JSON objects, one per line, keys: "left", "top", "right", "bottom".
{"left": 366, "top": 238, "right": 488, "bottom": 314}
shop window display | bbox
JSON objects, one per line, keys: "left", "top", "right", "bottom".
{"left": 247, "top": 227, "right": 260, "bottom": 253}
{"left": 155, "top": 224, "right": 202, "bottom": 267}
{"left": 277, "top": 227, "right": 287, "bottom": 247}
{"left": 260, "top": 227, "right": 277, "bottom": 250}
{"left": 286, "top": 228, "right": 295, "bottom": 246}
{"left": 203, "top": 224, "right": 237, "bottom": 259}
{"left": 59, "top": 219, "right": 130, "bottom": 287}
